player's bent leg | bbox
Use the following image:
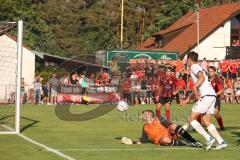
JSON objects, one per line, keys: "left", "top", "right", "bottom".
{"left": 159, "top": 137, "right": 180, "bottom": 146}
{"left": 203, "top": 113, "right": 227, "bottom": 149}
{"left": 203, "top": 114, "right": 225, "bottom": 144}
{"left": 174, "top": 125, "right": 202, "bottom": 147}
{"left": 190, "top": 112, "right": 213, "bottom": 148}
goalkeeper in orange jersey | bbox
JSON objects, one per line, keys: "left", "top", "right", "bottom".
{"left": 136, "top": 110, "right": 202, "bottom": 147}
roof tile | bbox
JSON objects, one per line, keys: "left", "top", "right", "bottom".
{"left": 138, "top": 3, "right": 240, "bottom": 57}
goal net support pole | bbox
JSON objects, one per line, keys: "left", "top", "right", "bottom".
{"left": 16, "top": 20, "right": 23, "bottom": 134}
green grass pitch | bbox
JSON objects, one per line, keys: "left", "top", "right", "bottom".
{"left": 0, "top": 103, "right": 239, "bottom": 160}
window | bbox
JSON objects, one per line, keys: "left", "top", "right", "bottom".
{"left": 231, "top": 14, "right": 240, "bottom": 46}
{"left": 154, "top": 35, "right": 163, "bottom": 48}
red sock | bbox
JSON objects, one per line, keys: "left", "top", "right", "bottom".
{"left": 166, "top": 110, "right": 171, "bottom": 121}
{"left": 156, "top": 109, "right": 161, "bottom": 117}
{"left": 197, "top": 115, "right": 202, "bottom": 124}
{"left": 216, "top": 116, "right": 224, "bottom": 129}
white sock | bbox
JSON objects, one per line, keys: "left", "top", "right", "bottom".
{"left": 207, "top": 124, "right": 224, "bottom": 144}
{"left": 191, "top": 120, "right": 211, "bottom": 141}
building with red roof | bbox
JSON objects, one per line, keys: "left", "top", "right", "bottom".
{"left": 138, "top": 3, "right": 240, "bottom": 60}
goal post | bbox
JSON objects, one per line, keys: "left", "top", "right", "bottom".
{"left": 0, "top": 20, "right": 23, "bottom": 134}
{"left": 16, "top": 20, "right": 23, "bottom": 134}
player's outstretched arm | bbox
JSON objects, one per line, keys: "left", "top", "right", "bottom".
{"left": 137, "top": 127, "right": 149, "bottom": 144}
{"left": 180, "top": 93, "right": 193, "bottom": 106}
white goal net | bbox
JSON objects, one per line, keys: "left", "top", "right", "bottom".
{"left": 0, "top": 21, "right": 23, "bottom": 134}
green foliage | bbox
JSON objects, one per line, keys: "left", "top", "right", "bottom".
{"left": 1, "top": 0, "right": 237, "bottom": 59}
{"left": 155, "top": 0, "right": 219, "bottom": 31}
{"left": 0, "top": 0, "right": 56, "bottom": 53}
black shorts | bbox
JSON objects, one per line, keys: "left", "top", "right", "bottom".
{"left": 214, "top": 98, "right": 221, "bottom": 111}
{"left": 230, "top": 73, "right": 237, "bottom": 79}
{"left": 158, "top": 97, "right": 173, "bottom": 105}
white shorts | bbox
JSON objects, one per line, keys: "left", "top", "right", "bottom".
{"left": 51, "top": 88, "right": 57, "bottom": 97}
{"left": 192, "top": 96, "right": 216, "bottom": 114}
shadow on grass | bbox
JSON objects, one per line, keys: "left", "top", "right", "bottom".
{"left": 55, "top": 104, "right": 116, "bottom": 121}
{"left": 0, "top": 115, "right": 39, "bottom": 133}
{"left": 230, "top": 131, "right": 240, "bottom": 145}
{"left": 20, "top": 117, "right": 39, "bottom": 133}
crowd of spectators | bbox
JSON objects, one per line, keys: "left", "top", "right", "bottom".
{"left": 232, "top": 40, "right": 240, "bottom": 47}
{"left": 20, "top": 58, "right": 240, "bottom": 105}
{"left": 21, "top": 69, "right": 120, "bottom": 104}
{"left": 121, "top": 58, "right": 240, "bottom": 105}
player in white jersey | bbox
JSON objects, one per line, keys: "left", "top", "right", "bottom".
{"left": 181, "top": 52, "right": 227, "bottom": 151}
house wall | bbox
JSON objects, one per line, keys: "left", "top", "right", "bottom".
{"left": 191, "top": 21, "right": 231, "bottom": 60}
{"left": 0, "top": 35, "right": 35, "bottom": 103}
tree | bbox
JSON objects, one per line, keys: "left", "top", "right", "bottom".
{"left": 0, "top": 0, "right": 55, "bottom": 53}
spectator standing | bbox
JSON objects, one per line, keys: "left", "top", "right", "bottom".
{"left": 179, "top": 68, "right": 188, "bottom": 83}
{"left": 20, "top": 78, "right": 27, "bottom": 104}
{"left": 88, "top": 73, "right": 95, "bottom": 87}
{"left": 49, "top": 73, "right": 59, "bottom": 104}
{"left": 219, "top": 61, "right": 228, "bottom": 78}
{"left": 59, "top": 73, "right": 68, "bottom": 85}
{"left": 81, "top": 75, "right": 88, "bottom": 94}
{"left": 122, "top": 78, "right": 131, "bottom": 104}
{"left": 95, "top": 75, "right": 101, "bottom": 86}
{"left": 70, "top": 72, "right": 78, "bottom": 85}
{"left": 175, "top": 60, "right": 184, "bottom": 77}
{"left": 229, "top": 62, "right": 238, "bottom": 80}
{"left": 33, "top": 76, "right": 42, "bottom": 104}
{"left": 234, "top": 78, "right": 240, "bottom": 103}
{"left": 101, "top": 69, "right": 110, "bottom": 84}
{"left": 147, "top": 77, "right": 154, "bottom": 104}
{"left": 111, "top": 75, "right": 120, "bottom": 86}
{"left": 237, "top": 64, "right": 240, "bottom": 78}
{"left": 140, "top": 77, "right": 148, "bottom": 104}
{"left": 224, "top": 78, "right": 234, "bottom": 103}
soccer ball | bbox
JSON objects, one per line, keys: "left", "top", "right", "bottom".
{"left": 117, "top": 101, "right": 128, "bottom": 112}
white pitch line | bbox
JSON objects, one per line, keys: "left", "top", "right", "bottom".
{"left": 1, "top": 124, "right": 15, "bottom": 131}
{"left": 18, "top": 134, "right": 76, "bottom": 160}
{"left": 0, "top": 124, "right": 16, "bottom": 134}
{"left": 60, "top": 147, "right": 240, "bottom": 151}
{"left": 1, "top": 124, "right": 76, "bottom": 159}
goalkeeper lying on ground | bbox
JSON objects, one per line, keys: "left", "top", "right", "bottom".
{"left": 136, "top": 110, "right": 202, "bottom": 147}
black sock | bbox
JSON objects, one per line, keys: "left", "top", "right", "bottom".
{"left": 175, "top": 125, "right": 196, "bottom": 143}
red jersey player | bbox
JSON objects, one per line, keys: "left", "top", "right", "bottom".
{"left": 156, "top": 67, "right": 178, "bottom": 121}
{"left": 208, "top": 66, "right": 225, "bottom": 130}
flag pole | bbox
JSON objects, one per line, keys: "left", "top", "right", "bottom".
{"left": 195, "top": 2, "right": 200, "bottom": 54}
{"left": 120, "top": 0, "right": 124, "bottom": 49}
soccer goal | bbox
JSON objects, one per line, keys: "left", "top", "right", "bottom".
{"left": 0, "top": 21, "right": 23, "bottom": 134}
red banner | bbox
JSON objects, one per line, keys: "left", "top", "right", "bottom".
{"left": 57, "top": 92, "right": 121, "bottom": 104}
